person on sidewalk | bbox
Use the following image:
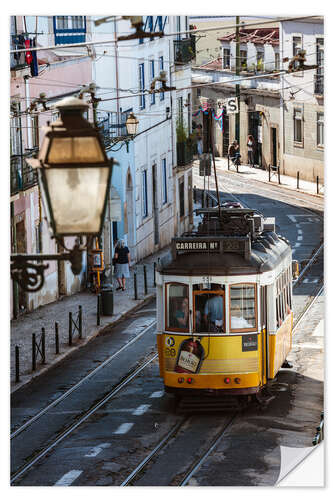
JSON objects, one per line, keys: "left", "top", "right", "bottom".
{"left": 247, "top": 135, "right": 255, "bottom": 167}
{"left": 228, "top": 140, "right": 241, "bottom": 165}
{"left": 114, "top": 240, "right": 130, "bottom": 291}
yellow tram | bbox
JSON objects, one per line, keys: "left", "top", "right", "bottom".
{"left": 156, "top": 207, "right": 293, "bottom": 406}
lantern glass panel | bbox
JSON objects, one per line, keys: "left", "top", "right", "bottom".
{"left": 44, "top": 166, "right": 109, "bottom": 234}
{"left": 48, "top": 137, "right": 105, "bottom": 163}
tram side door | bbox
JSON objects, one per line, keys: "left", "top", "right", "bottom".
{"left": 260, "top": 285, "right": 268, "bottom": 384}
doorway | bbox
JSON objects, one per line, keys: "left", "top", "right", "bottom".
{"left": 222, "top": 113, "right": 230, "bottom": 157}
{"left": 248, "top": 111, "right": 262, "bottom": 167}
{"left": 16, "top": 218, "right": 27, "bottom": 309}
{"left": 271, "top": 127, "right": 278, "bottom": 166}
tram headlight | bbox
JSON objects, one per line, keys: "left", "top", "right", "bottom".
{"left": 224, "top": 377, "right": 231, "bottom": 384}
{"left": 187, "top": 377, "right": 193, "bottom": 384}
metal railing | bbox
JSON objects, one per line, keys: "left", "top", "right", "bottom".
{"left": 176, "top": 141, "right": 194, "bottom": 167}
{"left": 10, "top": 151, "right": 39, "bottom": 196}
{"left": 97, "top": 111, "right": 131, "bottom": 149}
{"left": 10, "top": 35, "right": 29, "bottom": 71}
{"left": 174, "top": 37, "right": 195, "bottom": 65}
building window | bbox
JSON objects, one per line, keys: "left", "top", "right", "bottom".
{"left": 179, "top": 177, "right": 185, "bottom": 217}
{"left": 187, "top": 93, "right": 191, "bottom": 133}
{"left": 139, "top": 63, "right": 145, "bottom": 109}
{"left": 31, "top": 114, "right": 39, "bottom": 148}
{"left": 142, "top": 170, "right": 148, "bottom": 217}
{"left": 292, "top": 36, "right": 302, "bottom": 56}
{"left": 53, "top": 16, "right": 86, "bottom": 45}
{"left": 166, "top": 283, "right": 189, "bottom": 331}
{"left": 256, "top": 50, "right": 264, "bottom": 71}
{"left": 240, "top": 50, "right": 247, "bottom": 71}
{"left": 177, "top": 96, "right": 183, "bottom": 124}
{"left": 149, "top": 59, "right": 155, "bottom": 105}
{"left": 223, "top": 48, "right": 230, "bottom": 69}
{"left": 159, "top": 56, "right": 165, "bottom": 101}
{"left": 162, "top": 158, "right": 167, "bottom": 204}
{"left": 275, "top": 51, "right": 280, "bottom": 70}
{"left": 197, "top": 87, "right": 201, "bottom": 97}
{"left": 294, "top": 108, "right": 303, "bottom": 143}
{"left": 317, "top": 112, "right": 324, "bottom": 147}
{"left": 230, "top": 283, "right": 257, "bottom": 331}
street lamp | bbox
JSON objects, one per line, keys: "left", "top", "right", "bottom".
{"left": 125, "top": 112, "right": 139, "bottom": 136}
{"left": 11, "top": 96, "right": 115, "bottom": 292}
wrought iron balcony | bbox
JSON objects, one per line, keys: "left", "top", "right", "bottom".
{"left": 97, "top": 111, "right": 131, "bottom": 150}
{"left": 10, "top": 35, "right": 30, "bottom": 71}
{"left": 176, "top": 141, "right": 194, "bottom": 167}
{"left": 174, "top": 37, "right": 196, "bottom": 66}
{"left": 11, "top": 150, "right": 39, "bottom": 196}
{"left": 314, "top": 74, "right": 324, "bottom": 96}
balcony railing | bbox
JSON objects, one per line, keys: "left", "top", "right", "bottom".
{"left": 314, "top": 74, "right": 324, "bottom": 96}
{"left": 10, "top": 35, "right": 29, "bottom": 71}
{"left": 174, "top": 37, "right": 196, "bottom": 66}
{"left": 176, "top": 141, "right": 194, "bottom": 167}
{"left": 11, "top": 150, "right": 39, "bottom": 196}
{"left": 97, "top": 111, "right": 131, "bottom": 150}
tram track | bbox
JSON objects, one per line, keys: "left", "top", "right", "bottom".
{"left": 11, "top": 319, "right": 157, "bottom": 440}
{"left": 11, "top": 352, "right": 158, "bottom": 484}
{"left": 120, "top": 412, "right": 238, "bottom": 486}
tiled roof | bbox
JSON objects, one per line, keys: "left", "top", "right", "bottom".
{"left": 199, "top": 57, "right": 222, "bottom": 70}
{"left": 218, "top": 28, "right": 279, "bottom": 46}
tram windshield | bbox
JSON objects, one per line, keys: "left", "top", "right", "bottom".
{"left": 193, "top": 284, "right": 225, "bottom": 333}
{"left": 166, "top": 283, "right": 189, "bottom": 331}
{"left": 230, "top": 284, "right": 256, "bottom": 331}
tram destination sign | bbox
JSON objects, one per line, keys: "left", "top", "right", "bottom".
{"left": 175, "top": 240, "right": 220, "bottom": 252}
{"left": 173, "top": 237, "right": 250, "bottom": 256}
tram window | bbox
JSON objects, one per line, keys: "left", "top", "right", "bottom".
{"left": 193, "top": 284, "right": 225, "bottom": 333}
{"left": 276, "top": 298, "right": 280, "bottom": 328}
{"left": 230, "top": 284, "right": 257, "bottom": 331}
{"left": 166, "top": 283, "right": 189, "bottom": 331}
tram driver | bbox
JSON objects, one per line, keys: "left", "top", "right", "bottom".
{"left": 203, "top": 284, "right": 224, "bottom": 332}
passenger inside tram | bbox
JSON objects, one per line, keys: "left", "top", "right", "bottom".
{"left": 174, "top": 296, "right": 189, "bottom": 328}
{"left": 230, "top": 304, "right": 253, "bottom": 329}
{"left": 194, "top": 284, "right": 225, "bottom": 333}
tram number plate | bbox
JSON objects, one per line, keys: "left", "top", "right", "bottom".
{"left": 202, "top": 276, "right": 211, "bottom": 284}
{"left": 242, "top": 334, "right": 258, "bottom": 351}
{"left": 223, "top": 240, "right": 241, "bottom": 252}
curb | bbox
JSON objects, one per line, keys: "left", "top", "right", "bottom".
{"left": 11, "top": 293, "right": 155, "bottom": 394}
{"left": 217, "top": 165, "right": 324, "bottom": 199}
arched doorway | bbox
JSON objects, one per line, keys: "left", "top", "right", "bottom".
{"left": 125, "top": 169, "right": 135, "bottom": 260}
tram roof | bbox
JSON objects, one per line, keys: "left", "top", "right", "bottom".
{"left": 158, "top": 231, "right": 291, "bottom": 276}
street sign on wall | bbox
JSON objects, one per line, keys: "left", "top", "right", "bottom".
{"left": 226, "top": 97, "right": 239, "bottom": 115}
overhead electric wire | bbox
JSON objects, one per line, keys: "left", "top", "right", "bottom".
{"left": 10, "top": 15, "right": 318, "bottom": 54}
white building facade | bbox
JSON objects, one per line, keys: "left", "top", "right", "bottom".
{"left": 279, "top": 18, "right": 324, "bottom": 181}
{"left": 92, "top": 16, "right": 194, "bottom": 264}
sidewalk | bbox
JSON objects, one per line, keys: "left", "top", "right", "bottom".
{"left": 194, "top": 157, "right": 324, "bottom": 198}
{"left": 10, "top": 246, "right": 170, "bottom": 393}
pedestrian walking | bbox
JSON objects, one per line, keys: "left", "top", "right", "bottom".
{"left": 228, "top": 140, "right": 241, "bottom": 166}
{"left": 247, "top": 135, "right": 255, "bottom": 167}
{"left": 114, "top": 240, "right": 130, "bottom": 291}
